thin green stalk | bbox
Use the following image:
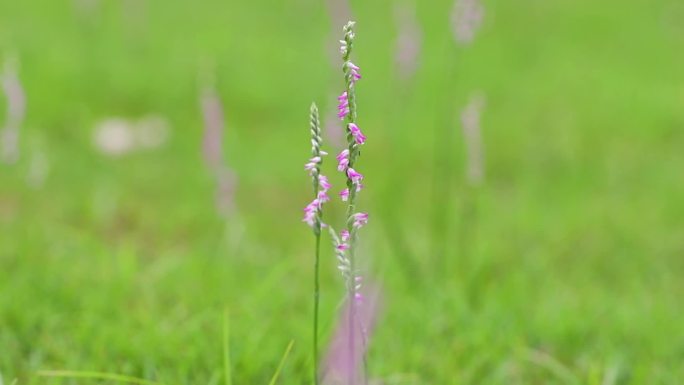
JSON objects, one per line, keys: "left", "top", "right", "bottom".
{"left": 340, "top": 21, "right": 362, "bottom": 385}
{"left": 307, "top": 102, "right": 324, "bottom": 385}
{"left": 223, "top": 309, "right": 232, "bottom": 385}
{"left": 268, "top": 340, "right": 296, "bottom": 385}
{"left": 313, "top": 232, "right": 321, "bottom": 385}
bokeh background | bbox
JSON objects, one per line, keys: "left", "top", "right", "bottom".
{"left": 1, "top": 0, "right": 684, "bottom": 383}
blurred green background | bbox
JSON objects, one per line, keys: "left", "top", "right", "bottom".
{"left": 1, "top": 0, "right": 684, "bottom": 383}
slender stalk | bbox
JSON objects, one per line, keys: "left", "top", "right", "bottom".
{"left": 341, "top": 21, "right": 361, "bottom": 385}
{"left": 313, "top": 231, "right": 321, "bottom": 385}
{"left": 305, "top": 102, "right": 327, "bottom": 385}
{"left": 223, "top": 309, "right": 232, "bottom": 385}
{"left": 332, "top": 21, "right": 368, "bottom": 384}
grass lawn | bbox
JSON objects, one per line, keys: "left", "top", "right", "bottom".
{"left": 1, "top": 0, "right": 684, "bottom": 383}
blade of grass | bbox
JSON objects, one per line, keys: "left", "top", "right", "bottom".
{"left": 522, "top": 348, "right": 581, "bottom": 385}
{"left": 37, "top": 370, "right": 166, "bottom": 385}
{"left": 223, "top": 309, "right": 232, "bottom": 385}
{"left": 267, "top": 340, "right": 295, "bottom": 385}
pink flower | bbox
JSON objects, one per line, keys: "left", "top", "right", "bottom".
{"left": 303, "top": 188, "right": 330, "bottom": 227}
{"left": 337, "top": 91, "right": 350, "bottom": 119}
{"left": 303, "top": 198, "right": 321, "bottom": 227}
{"left": 348, "top": 123, "right": 366, "bottom": 145}
{"left": 319, "top": 174, "right": 331, "bottom": 191}
{"left": 340, "top": 181, "right": 363, "bottom": 201}
{"left": 337, "top": 158, "right": 349, "bottom": 172}
{"left": 336, "top": 243, "right": 349, "bottom": 251}
{"left": 321, "top": 285, "right": 381, "bottom": 385}
{"left": 304, "top": 156, "right": 322, "bottom": 174}
{"left": 346, "top": 61, "right": 362, "bottom": 83}
{"left": 346, "top": 168, "right": 363, "bottom": 183}
{"left": 451, "top": 0, "right": 484, "bottom": 45}
{"left": 336, "top": 148, "right": 349, "bottom": 161}
{"left": 352, "top": 212, "right": 368, "bottom": 228}
{"left": 341, "top": 229, "right": 350, "bottom": 242}
{"left": 337, "top": 149, "right": 350, "bottom": 172}
{"left": 394, "top": 3, "right": 422, "bottom": 80}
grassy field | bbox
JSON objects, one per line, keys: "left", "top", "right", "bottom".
{"left": 1, "top": 0, "right": 684, "bottom": 383}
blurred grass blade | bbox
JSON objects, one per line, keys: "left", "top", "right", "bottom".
{"left": 523, "top": 348, "right": 581, "bottom": 385}
{"left": 223, "top": 308, "right": 232, "bottom": 385}
{"left": 267, "top": 340, "right": 295, "bottom": 385}
{"left": 38, "top": 370, "right": 166, "bottom": 385}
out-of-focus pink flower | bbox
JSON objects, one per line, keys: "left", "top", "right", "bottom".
{"left": 201, "top": 85, "right": 225, "bottom": 171}
{"left": 321, "top": 285, "right": 381, "bottom": 385}
{"left": 325, "top": 0, "right": 354, "bottom": 66}
{"left": 1, "top": 57, "right": 26, "bottom": 164}
{"left": 451, "top": 0, "right": 484, "bottom": 45}
{"left": 348, "top": 123, "right": 366, "bottom": 145}
{"left": 199, "top": 82, "right": 238, "bottom": 217}
{"left": 394, "top": 2, "right": 422, "bottom": 80}
{"left": 461, "top": 92, "right": 486, "bottom": 185}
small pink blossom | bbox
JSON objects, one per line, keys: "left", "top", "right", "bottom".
{"left": 348, "top": 123, "right": 366, "bottom": 145}
{"left": 305, "top": 156, "right": 322, "bottom": 174}
{"left": 303, "top": 198, "right": 321, "bottom": 227}
{"left": 336, "top": 243, "right": 349, "bottom": 251}
{"left": 337, "top": 91, "right": 350, "bottom": 119}
{"left": 346, "top": 61, "right": 362, "bottom": 83}
{"left": 346, "top": 168, "right": 363, "bottom": 183}
{"left": 341, "top": 229, "right": 350, "bottom": 242}
{"left": 337, "top": 149, "right": 350, "bottom": 172}
{"left": 340, "top": 188, "right": 349, "bottom": 201}
{"left": 336, "top": 148, "right": 349, "bottom": 160}
{"left": 352, "top": 212, "right": 368, "bottom": 228}
{"left": 337, "top": 158, "right": 349, "bottom": 172}
{"left": 319, "top": 174, "right": 331, "bottom": 191}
